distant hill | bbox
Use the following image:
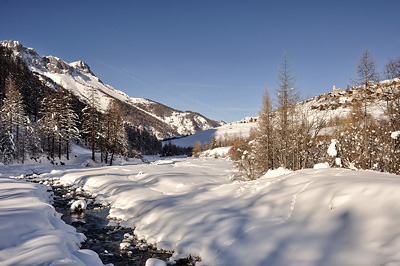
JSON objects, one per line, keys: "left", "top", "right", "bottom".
{"left": 169, "top": 80, "right": 400, "bottom": 148}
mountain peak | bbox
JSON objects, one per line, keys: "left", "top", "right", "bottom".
{"left": 70, "top": 60, "right": 94, "bottom": 75}
{"left": 0, "top": 40, "right": 23, "bottom": 50}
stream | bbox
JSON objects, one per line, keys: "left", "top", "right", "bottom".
{"left": 40, "top": 179, "right": 198, "bottom": 266}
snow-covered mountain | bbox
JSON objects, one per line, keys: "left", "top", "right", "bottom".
{"left": 0, "top": 40, "right": 224, "bottom": 139}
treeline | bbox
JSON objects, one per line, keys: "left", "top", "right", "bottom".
{"left": 230, "top": 49, "right": 400, "bottom": 180}
{"left": 0, "top": 46, "right": 161, "bottom": 165}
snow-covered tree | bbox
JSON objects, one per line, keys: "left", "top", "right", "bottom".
{"left": 0, "top": 75, "right": 32, "bottom": 164}
{"left": 82, "top": 87, "right": 101, "bottom": 161}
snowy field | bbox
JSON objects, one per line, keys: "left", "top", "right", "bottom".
{"left": 1, "top": 149, "right": 400, "bottom": 265}
{"left": 0, "top": 155, "right": 400, "bottom": 265}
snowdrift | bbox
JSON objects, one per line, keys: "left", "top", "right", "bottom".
{"left": 53, "top": 158, "right": 400, "bottom": 266}
{"left": 0, "top": 175, "right": 102, "bottom": 265}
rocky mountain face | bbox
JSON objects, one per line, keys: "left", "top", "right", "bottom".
{"left": 0, "top": 40, "right": 224, "bottom": 139}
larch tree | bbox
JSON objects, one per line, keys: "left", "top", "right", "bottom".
{"left": 382, "top": 56, "right": 400, "bottom": 171}
{"left": 82, "top": 87, "right": 101, "bottom": 161}
{"left": 383, "top": 56, "right": 400, "bottom": 131}
{"left": 0, "top": 75, "right": 31, "bottom": 163}
{"left": 275, "top": 52, "right": 300, "bottom": 168}
{"left": 58, "top": 90, "right": 79, "bottom": 160}
{"left": 354, "top": 47, "right": 379, "bottom": 169}
{"left": 104, "top": 100, "right": 127, "bottom": 166}
{"left": 254, "top": 88, "right": 274, "bottom": 175}
{"left": 39, "top": 92, "right": 58, "bottom": 158}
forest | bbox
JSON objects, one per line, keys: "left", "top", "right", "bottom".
{"left": 0, "top": 46, "right": 161, "bottom": 165}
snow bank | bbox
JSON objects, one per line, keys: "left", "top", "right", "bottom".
{"left": 0, "top": 176, "right": 102, "bottom": 265}
{"left": 313, "top": 162, "right": 330, "bottom": 169}
{"left": 55, "top": 157, "right": 400, "bottom": 266}
{"left": 200, "top": 147, "right": 231, "bottom": 158}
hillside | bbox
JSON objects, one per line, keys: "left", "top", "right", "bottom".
{"left": 170, "top": 80, "right": 400, "bottom": 148}
{"left": 0, "top": 40, "right": 223, "bottom": 139}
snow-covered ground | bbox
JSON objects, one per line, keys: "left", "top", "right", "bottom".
{"left": 2, "top": 143, "right": 400, "bottom": 265}
{"left": 0, "top": 174, "right": 103, "bottom": 266}
{"left": 22, "top": 157, "right": 398, "bottom": 266}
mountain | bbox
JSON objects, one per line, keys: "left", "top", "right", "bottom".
{"left": 0, "top": 40, "right": 224, "bottom": 139}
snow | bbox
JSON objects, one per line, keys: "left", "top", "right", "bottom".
{"left": 391, "top": 131, "right": 400, "bottom": 140}
{"left": 168, "top": 121, "right": 257, "bottom": 148}
{"left": 327, "top": 139, "right": 338, "bottom": 157}
{"left": 40, "top": 157, "right": 400, "bottom": 266}
{"left": 0, "top": 175, "right": 102, "bottom": 265}
{"left": 200, "top": 147, "right": 231, "bottom": 158}
{"left": 313, "top": 162, "right": 330, "bottom": 169}
{"left": 2, "top": 143, "right": 400, "bottom": 265}
{"left": 145, "top": 258, "right": 167, "bottom": 266}
{"left": 70, "top": 199, "right": 87, "bottom": 212}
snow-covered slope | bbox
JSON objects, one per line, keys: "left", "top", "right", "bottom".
{"left": 170, "top": 80, "right": 400, "bottom": 148}
{"left": 0, "top": 40, "right": 223, "bottom": 138}
{"left": 52, "top": 158, "right": 400, "bottom": 266}
{"left": 168, "top": 117, "right": 257, "bottom": 147}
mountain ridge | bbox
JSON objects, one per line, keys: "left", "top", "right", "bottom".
{"left": 0, "top": 40, "right": 224, "bottom": 139}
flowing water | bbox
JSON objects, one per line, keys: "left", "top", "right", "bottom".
{"left": 45, "top": 181, "right": 198, "bottom": 266}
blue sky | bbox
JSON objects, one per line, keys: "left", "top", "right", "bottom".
{"left": 1, "top": 0, "right": 399, "bottom": 122}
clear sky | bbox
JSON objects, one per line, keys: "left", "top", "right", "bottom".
{"left": 1, "top": 0, "right": 399, "bottom": 122}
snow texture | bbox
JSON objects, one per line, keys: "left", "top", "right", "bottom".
{"left": 49, "top": 157, "right": 400, "bottom": 266}
{"left": 0, "top": 175, "right": 102, "bottom": 265}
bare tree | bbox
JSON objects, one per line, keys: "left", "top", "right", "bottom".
{"left": 275, "top": 52, "right": 300, "bottom": 168}
{"left": 82, "top": 87, "right": 100, "bottom": 161}
{"left": 104, "top": 100, "right": 127, "bottom": 166}
{"left": 254, "top": 88, "right": 274, "bottom": 175}
{"left": 353, "top": 47, "right": 379, "bottom": 169}
{"left": 382, "top": 56, "right": 400, "bottom": 131}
